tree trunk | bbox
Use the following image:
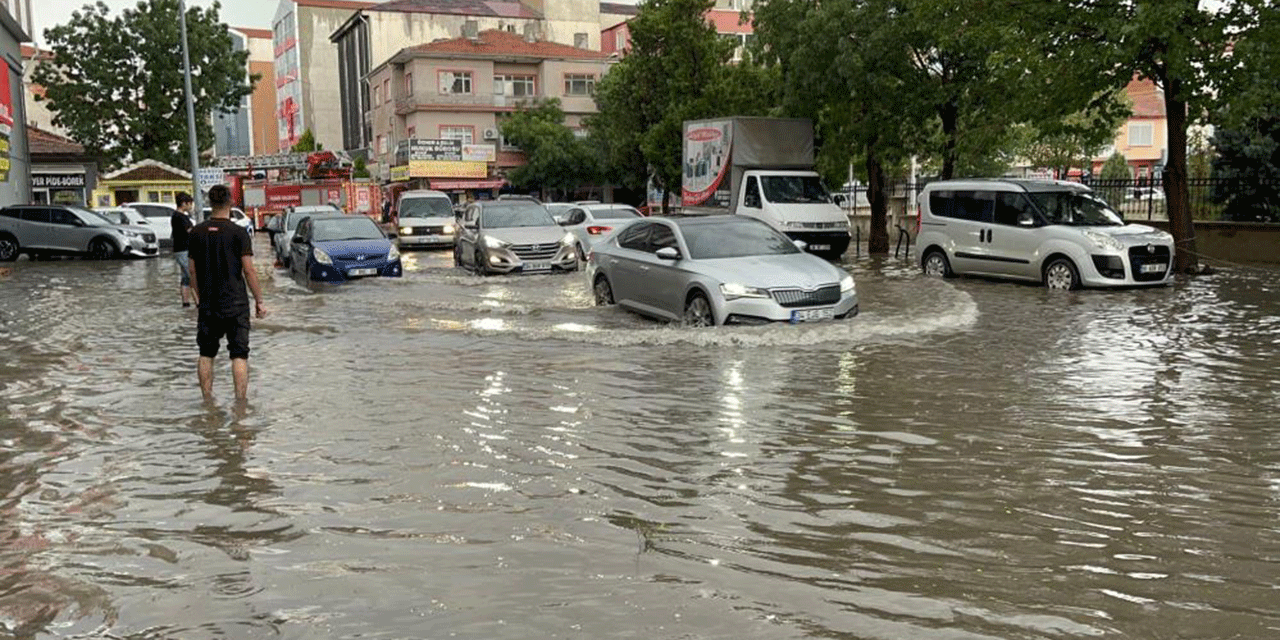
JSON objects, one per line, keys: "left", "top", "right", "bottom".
{"left": 1162, "top": 76, "right": 1199, "bottom": 274}
{"left": 939, "top": 100, "right": 959, "bottom": 180}
{"left": 866, "top": 144, "right": 890, "bottom": 254}
{"left": 661, "top": 187, "right": 670, "bottom": 215}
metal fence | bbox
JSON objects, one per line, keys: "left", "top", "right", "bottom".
{"left": 838, "top": 178, "right": 1280, "bottom": 223}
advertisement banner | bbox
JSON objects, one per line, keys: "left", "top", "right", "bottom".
{"left": 681, "top": 120, "right": 732, "bottom": 206}
{"left": 408, "top": 160, "right": 487, "bottom": 179}
{"left": 396, "top": 139, "right": 463, "bottom": 164}
{"left": 390, "top": 165, "right": 410, "bottom": 182}
{"left": 462, "top": 144, "right": 496, "bottom": 162}
{"left": 0, "top": 69, "right": 10, "bottom": 183}
{"left": 356, "top": 188, "right": 371, "bottom": 213}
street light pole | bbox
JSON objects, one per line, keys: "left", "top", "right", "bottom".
{"left": 178, "top": 0, "right": 204, "bottom": 218}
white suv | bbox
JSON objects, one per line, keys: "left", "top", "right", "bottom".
{"left": 913, "top": 179, "right": 1175, "bottom": 289}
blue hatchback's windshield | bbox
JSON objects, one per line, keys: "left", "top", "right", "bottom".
{"left": 682, "top": 220, "right": 800, "bottom": 259}
{"left": 313, "top": 217, "right": 383, "bottom": 242}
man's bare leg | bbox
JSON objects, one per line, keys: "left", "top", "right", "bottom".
{"left": 198, "top": 356, "right": 215, "bottom": 399}
{"left": 232, "top": 358, "right": 249, "bottom": 400}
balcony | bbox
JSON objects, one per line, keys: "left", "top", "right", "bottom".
{"left": 394, "top": 91, "right": 542, "bottom": 114}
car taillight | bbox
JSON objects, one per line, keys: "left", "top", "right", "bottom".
{"left": 587, "top": 226, "right": 612, "bottom": 235}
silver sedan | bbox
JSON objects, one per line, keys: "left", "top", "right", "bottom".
{"left": 588, "top": 215, "right": 858, "bottom": 326}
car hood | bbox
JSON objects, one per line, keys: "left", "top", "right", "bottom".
{"left": 399, "top": 216, "right": 455, "bottom": 226}
{"left": 485, "top": 226, "right": 567, "bottom": 245}
{"left": 313, "top": 238, "right": 394, "bottom": 258}
{"left": 1088, "top": 223, "right": 1173, "bottom": 244}
{"left": 693, "top": 253, "right": 846, "bottom": 290}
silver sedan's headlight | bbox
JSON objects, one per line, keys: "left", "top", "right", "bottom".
{"left": 840, "top": 274, "right": 855, "bottom": 293}
{"left": 119, "top": 230, "right": 141, "bottom": 238}
{"left": 720, "top": 283, "right": 769, "bottom": 299}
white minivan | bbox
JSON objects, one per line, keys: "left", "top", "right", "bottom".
{"left": 913, "top": 179, "right": 1175, "bottom": 289}
{"left": 395, "top": 190, "right": 456, "bottom": 249}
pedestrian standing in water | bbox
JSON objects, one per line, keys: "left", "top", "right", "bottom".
{"left": 188, "top": 185, "right": 267, "bottom": 401}
{"left": 171, "top": 192, "right": 196, "bottom": 307}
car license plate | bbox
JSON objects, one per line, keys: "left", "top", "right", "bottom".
{"left": 348, "top": 267, "right": 378, "bottom": 277}
{"left": 524, "top": 262, "right": 551, "bottom": 272}
{"left": 808, "top": 244, "right": 831, "bottom": 251}
{"left": 1140, "top": 263, "right": 1166, "bottom": 274}
{"left": 791, "top": 308, "right": 835, "bottom": 323}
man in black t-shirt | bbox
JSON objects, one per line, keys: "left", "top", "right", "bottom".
{"left": 188, "top": 185, "right": 267, "bottom": 401}
{"left": 171, "top": 193, "right": 196, "bottom": 307}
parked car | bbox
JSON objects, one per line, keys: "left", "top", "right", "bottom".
{"left": 0, "top": 204, "right": 159, "bottom": 261}
{"left": 202, "top": 207, "right": 254, "bottom": 237}
{"left": 544, "top": 203, "right": 576, "bottom": 224}
{"left": 1127, "top": 187, "right": 1165, "bottom": 202}
{"left": 289, "top": 215, "right": 401, "bottom": 283}
{"left": 558, "top": 203, "right": 643, "bottom": 259}
{"left": 94, "top": 206, "right": 151, "bottom": 228}
{"left": 455, "top": 200, "right": 578, "bottom": 275}
{"left": 395, "top": 189, "right": 456, "bottom": 249}
{"left": 123, "top": 202, "right": 178, "bottom": 247}
{"left": 588, "top": 215, "right": 858, "bottom": 326}
{"left": 274, "top": 206, "right": 345, "bottom": 267}
{"left": 913, "top": 179, "right": 1175, "bottom": 289}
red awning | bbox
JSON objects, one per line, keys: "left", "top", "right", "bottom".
{"left": 429, "top": 179, "right": 506, "bottom": 190}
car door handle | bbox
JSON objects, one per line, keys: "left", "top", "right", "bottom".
{"left": 639, "top": 265, "right": 650, "bottom": 271}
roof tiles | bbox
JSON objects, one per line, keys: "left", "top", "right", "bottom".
{"left": 409, "top": 29, "right": 608, "bottom": 59}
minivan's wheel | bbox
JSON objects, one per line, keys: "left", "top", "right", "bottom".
{"left": 593, "top": 275, "right": 614, "bottom": 306}
{"left": 1043, "top": 257, "right": 1080, "bottom": 290}
{"left": 922, "top": 250, "right": 952, "bottom": 278}
{"left": 0, "top": 234, "right": 18, "bottom": 262}
{"left": 683, "top": 291, "right": 716, "bottom": 327}
{"left": 88, "top": 237, "right": 116, "bottom": 260}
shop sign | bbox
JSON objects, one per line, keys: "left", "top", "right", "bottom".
{"left": 396, "top": 139, "right": 463, "bottom": 164}
{"left": 390, "top": 165, "right": 411, "bottom": 182}
{"left": 407, "top": 160, "right": 487, "bottom": 179}
{"left": 462, "top": 144, "right": 496, "bottom": 163}
{"left": 32, "top": 174, "right": 87, "bottom": 189}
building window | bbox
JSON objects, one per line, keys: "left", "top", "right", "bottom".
{"left": 440, "top": 126, "right": 474, "bottom": 144}
{"left": 494, "top": 75, "right": 536, "bottom": 98}
{"left": 564, "top": 74, "right": 596, "bottom": 96}
{"left": 372, "top": 83, "right": 380, "bottom": 106}
{"left": 407, "top": 126, "right": 416, "bottom": 139}
{"left": 405, "top": 72, "right": 413, "bottom": 97}
{"left": 377, "top": 135, "right": 386, "bottom": 154}
{"left": 615, "top": 30, "right": 625, "bottom": 51}
{"left": 1129, "top": 122, "right": 1154, "bottom": 147}
{"left": 439, "top": 71, "right": 473, "bottom": 95}
{"left": 574, "top": 32, "right": 589, "bottom": 48}
{"left": 382, "top": 78, "right": 390, "bottom": 101}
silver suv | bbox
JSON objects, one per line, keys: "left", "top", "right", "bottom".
{"left": 455, "top": 200, "right": 578, "bottom": 274}
{"left": 913, "top": 179, "right": 1175, "bottom": 289}
{"left": 0, "top": 205, "right": 159, "bottom": 261}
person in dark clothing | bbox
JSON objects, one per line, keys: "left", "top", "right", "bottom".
{"left": 171, "top": 192, "right": 196, "bottom": 307}
{"left": 188, "top": 185, "right": 267, "bottom": 401}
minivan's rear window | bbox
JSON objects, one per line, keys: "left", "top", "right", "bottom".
{"left": 930, "top": 190, "right": 994, "bottom": 222}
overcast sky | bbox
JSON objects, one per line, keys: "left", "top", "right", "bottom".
{"left": 34, "top": 0, "right": 278, "bottom": 46}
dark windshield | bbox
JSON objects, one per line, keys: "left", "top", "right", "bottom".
{"left": 399, "top": 197, "right": 453, "bottom": 218}
{"left": 683, "top": 220, "right": 800, "bottom": 259}
{"left": 94, "top": 211, "right": 127, "bottom": 225}
{"left": 313, "top": 217, "right": 384, "bottom": 242}
{"left": 1028, "top": 191, "right": 1124, "bottom": 226}
{"left": 481, "top": 203, "right": 557, "bottom": 228}
{"left": 762, "top": 176, "right": 831, "bottom": 204}
{"left": 287, "top": 210, "right": 332, "bottom": 231}
{"left": 592, "top": 207, "right": 640, "bottom": 220}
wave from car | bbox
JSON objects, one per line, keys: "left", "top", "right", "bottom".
{"left": 588, "top": 215, "right": 858, "bottom": 326}
{"left": 0, "top": 205, "right": 159, "bottom": 261}
{"left": 289, "top": 215, "right": 402, "bottom": 283}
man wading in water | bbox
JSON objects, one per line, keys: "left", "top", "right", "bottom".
{"left": 188, "top": 185, "right": 267, "bottom": 400}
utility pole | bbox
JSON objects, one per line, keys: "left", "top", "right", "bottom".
{"left": 179, "top": 0, "right": 204, "bottom": 219}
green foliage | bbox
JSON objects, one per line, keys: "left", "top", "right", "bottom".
{"left": 1209, "top": 110, "right": 1280, "bottom": 222}
{"left": 352, "top": 156, "right": 370, "bottom": 179}
{"left": 34, "top": 0, "right": 256, "bottom": 169}
{"left": 1100, "top": 152, "right": 1131, "bottom": 181}
{"left": 1014, "top": 95, "right": 1129, "bottom": 179}
{"left": 588, "top": 0, "right": 777, "bottom": 209}
{"left": 291, "top": 129, "right": 322, "bottom": 152}
{"left": 501, "top": 99, "right": 597, "bottom": 199}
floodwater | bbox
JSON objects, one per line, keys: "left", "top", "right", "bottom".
{"left": 2, "top": 237, "right": 1278, "bottom": 639}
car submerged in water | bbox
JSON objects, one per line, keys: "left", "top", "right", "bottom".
{"left": 588, "top": 215, "right": 858, "bottom": 326}
{"left": 455, "top": 199, "right": 578, "bottom": 275}
{"left": 289, "top": 215, "right": 402, "bottom": 283}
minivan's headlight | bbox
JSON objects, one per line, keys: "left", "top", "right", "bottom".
{"left": 1082, "top": 229, "right": 1124, "bottom": 252}
{"left": 313, "top": 247, "right": 333, "bottom": 265}
{"left": 387, "top": 244, "right": 400, "bottom": 260}
{"left": 840, "top": 274, "right": 855, "bottom": 293}
{"left": 484, "top": 235, "right": 509, "bottom": 249}
{"left": 720, "top": 282, "right": 769, "bottom": 299}
{"left": 399, "top": 226, "right": 412, "bottom": 235}
{"left": 443, "top": 224, "right": 456, "bottom": 234}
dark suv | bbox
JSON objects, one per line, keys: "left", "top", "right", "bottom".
{"left": 0, "top": 205, "right": 159, "bottom": 261}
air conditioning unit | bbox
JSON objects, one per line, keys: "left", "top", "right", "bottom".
{"left": 483, "top": 128, "right": 499, "bottom": 140}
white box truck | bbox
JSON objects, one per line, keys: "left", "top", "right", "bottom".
{"left": 682, "top": 117, "right": 851, "bottom": 259}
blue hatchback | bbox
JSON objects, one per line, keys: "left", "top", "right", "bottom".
{"left": 289, "top": 215, "right": 402, "bottom": 282}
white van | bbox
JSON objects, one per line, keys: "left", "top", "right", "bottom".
{"left": 396, "top": 190, "right": 456, "bottom": 248}
{"left": 913, "top": 179, "right": 1175, "bottom": 289}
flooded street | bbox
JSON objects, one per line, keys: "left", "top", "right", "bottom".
{"left": 2, "top": 237, "right": 1279, "bottom": 639}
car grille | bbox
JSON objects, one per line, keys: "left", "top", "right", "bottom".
{"left": 143, "top": 233, "right": 156, "bottom": 242}
{"left": 405, "top": 226, "right": 447, "bottom": 236}
{"left": 1128, "top": 244, "right": 1171, "bottom": 281}
{"left": 770, "top": 284, "right": 841, "bottom": 308}
{"left": 511, "top": 242, "right": 560, "bottom": 260}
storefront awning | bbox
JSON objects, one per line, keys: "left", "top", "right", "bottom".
{"left": 429, "top": 179, "right": 506, "bottom": 190}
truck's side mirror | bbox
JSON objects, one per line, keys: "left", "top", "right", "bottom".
{"left": 744, "top": 193, "right": 761, "bottom": 208}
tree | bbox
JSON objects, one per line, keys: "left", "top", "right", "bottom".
{"left": 1100, "top": 151, "right": 1131, "bottom": 180}
{"left": 500, "top": 99, "right": 597, "bottom": 200}
{"left": 34, "top": 0, "right": 255, "bottom": 169}
{"left": 589, "top": 0, "right": 776, "bottom": 213}
{"left": 352, "top": 156, "right": 371, "bottom": 179}
{"left": 291, "top": 129, "right": 322, "bottom": 152}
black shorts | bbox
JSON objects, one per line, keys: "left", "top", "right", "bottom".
{"left": 197, "top": 310, "right": 251, "bottom": 359}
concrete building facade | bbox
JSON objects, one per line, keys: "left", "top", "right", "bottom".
{"left": 0, "top": 4, "right": 29, "bottom": 207}
{"left": 215, "top": 27, "right": 281, "bottom": 157}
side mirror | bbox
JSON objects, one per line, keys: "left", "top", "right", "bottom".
{"left": 793, "top": 239, "right": 808, "bottom": 250}
{"left": 655, "top": 246, "right": 681, "bottom": 261}
{"left": 291, "top": 235, "right": 306, "bottom": 244}
{"left": 555, "top": 216, "right": 568, "bottom": 226}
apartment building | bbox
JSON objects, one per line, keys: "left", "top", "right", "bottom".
{"left": 215, "top": 28, "right": 282, "bottom": 157}
{"left": 367, "top": 29, "right": 610, "bottom": 196}
{"left": 603, "top": 0, "right": 754, "bottom": 60}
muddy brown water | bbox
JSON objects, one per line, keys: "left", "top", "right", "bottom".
{"left": 1, "top": 238, "right": 1278, "bottom": 639}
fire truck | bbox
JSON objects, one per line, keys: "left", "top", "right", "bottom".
{"left": 215, "top": 152, "right": 384, "bottom": 227}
